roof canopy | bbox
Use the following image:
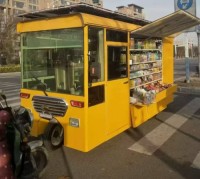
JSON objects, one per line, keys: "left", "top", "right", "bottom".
{"left": 131, "top": 10, "right": 200, "bottom": 38}
{"left": 18, "top": 3, "right": 149, "bottom": 26}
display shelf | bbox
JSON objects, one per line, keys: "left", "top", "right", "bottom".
{"left": 133, "top": 102, "right": 145, "bottom": 107}
{"left": 130, "top": 67, "right": 152, "bottom": 72}
{"left": 130, "top": 71, "right": 162, "bottom": 79}
{"left": 129, "top": 38, "right": 163, "bottom": 105}
{"left": 130, "top": 49, "right": 162, "bottom": 52}
{"left": 131, "top": 60, "right": 162, "bottom": 65}
{"left": 130, "top": 67, "right": 162, "bottom": 73}
{"left": 130, "top": 78, "right": 162, "bottom": 89}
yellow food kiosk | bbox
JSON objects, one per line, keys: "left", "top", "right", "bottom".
{"left": 17, "top": 3, "right": 200, "bottom": 152}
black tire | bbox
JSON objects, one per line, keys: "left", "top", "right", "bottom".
{"left": 43, "top": 123, "right": 64, "bottom": 151}
{"left": 31, "top": 146, "right": 48, "bottom": 178}
{"left": 20, "top": 146, "right": 48, "bottom": 179}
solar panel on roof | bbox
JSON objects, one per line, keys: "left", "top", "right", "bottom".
{"left": 18, "top": 3, "right": 149, "bottom": 26}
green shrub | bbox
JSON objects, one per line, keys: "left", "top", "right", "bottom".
{"left": 0, "top": 65, "right": 21, "bottom": 73}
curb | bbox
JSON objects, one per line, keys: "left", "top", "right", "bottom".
{"left": 177, "top": 86, "right": 200, "bottom": 95}
{"left": 0, "top": 72, "right": 21, "bottom": 76}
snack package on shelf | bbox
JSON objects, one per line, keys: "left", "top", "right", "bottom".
{"left": 130, "top": 81, "right": 173, "bottom": 105}
{"left": 130, "top": 88, "right": 156, "bottom": 105}
{"left": 143, "top": 90, "right": 156, "bottom": 104}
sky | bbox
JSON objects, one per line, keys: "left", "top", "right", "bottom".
{"left": 103, "top": 0, "right": 200, "bottom": 21}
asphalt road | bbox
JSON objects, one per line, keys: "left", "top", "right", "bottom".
{"left": 0, "top": 72, "right": 21, "bottom": 84}
{"left": 42, "top": 93, "right": 200, "bottom": 179}
{"left": 0, "top": 73, "right": 200, "bottom": 179}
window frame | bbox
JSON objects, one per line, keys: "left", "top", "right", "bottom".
{"left": 21, "top": 27, "right": 85, "bottom": 96}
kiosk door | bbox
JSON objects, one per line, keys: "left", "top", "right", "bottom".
{"left": 106, "top": 46, "right": 130, "bottom": 134}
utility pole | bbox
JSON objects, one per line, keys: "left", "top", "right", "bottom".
{"left": 185, "top": 33, "right": 190, "bottom": 83}
{"left": 198, "top": 31, "right": 200, "bottom": 77}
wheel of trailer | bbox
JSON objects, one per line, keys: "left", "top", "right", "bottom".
{"left": 44, "top": 123, "right": 64, "bottom": 151}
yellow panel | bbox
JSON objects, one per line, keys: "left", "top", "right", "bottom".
{"left": 81, "top": 13, "right": 140, "bottom": 31}
{"left": 106, "top": 78, "right": 130, "bottom": 134}
{"left": 87, "top": 103, "right": 106, "bottom": 151}
{"left": 156, "top": 84, "right": 177, "bottom": 102}
{"left": 162, "top": 37, "right": 174, "bottom": 84}
{"left": 17, "top": 13, "right": 140, "bottom": 33}
{"left": 130, "top": 105, "right": 148, "bottom": 127}
{"left": 17, "top": 14, "right": 83, "bottom": 33}
{"left": 83, "top": 26, "right": 89, "bottom": 152}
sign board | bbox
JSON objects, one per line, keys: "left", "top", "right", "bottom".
{"left": 174, "top": 0, "right": 196, "bottom": 32}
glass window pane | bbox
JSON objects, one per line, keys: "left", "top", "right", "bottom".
{"left": 106, "top": 30, "right": 127, "bottom": 42}
{"left": 15, "top": 1, "right": 24, "bottom": 8}
{"left": 22, "top": 29, "right": 83, "bottom": 49}
{"left": 21, "top": 28, "right": 84, "bottom": 96}
{"left": 88, "top": 85, "right": 105, "bottom": 107}
{"left": 88, "top": 27, "right": 104, "bottom": 83}
{"left": 0, "top": 0, "right": 6, "bottom": 5}
{"left": 107, "top": 46, "right": 127, "bottom": 80}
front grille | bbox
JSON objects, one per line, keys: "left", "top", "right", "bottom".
{"left": 32, "top": 96, "right": 68, "bottom": 117}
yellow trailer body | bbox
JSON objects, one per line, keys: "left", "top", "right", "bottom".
{"left": 17, "top": 4, "right": 200, "bottom": 152}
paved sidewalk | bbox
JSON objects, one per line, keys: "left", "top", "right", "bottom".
{"left": 176, "top": 76, "right": 200, "bottom": 95}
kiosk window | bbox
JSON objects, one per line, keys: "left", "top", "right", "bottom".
{"left": 21, "top": 28, "right": 84, "bottom": 96}
{"left": 106, "top": 30, "right": 127, "bottom": 42}
{"left": 88, "top": 27, "right": 105, "bottom": 107}
{"left": 108, "top": 46, "right": 127, "bottom": 80}
{"left": 88, "top": 85, "right": 105, "bottom": 107}
{"left": 88, "top": 27, "right": 104, "bottom": 83}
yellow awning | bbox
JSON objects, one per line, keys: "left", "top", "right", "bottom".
{"left": 131, "top": 10, "right": 200, "bottom": 38}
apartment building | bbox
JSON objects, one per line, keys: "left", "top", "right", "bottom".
{"left": 0, "top": 0, "right": 50, "bottom": 64}
{"left": 116, "top": 4, "right": 144, "bottom": 19}
{"left": 0, "top": 0, "right": 103, "bottom": 16}
{"left": 0, "top": 0, "right": 52, "bottom": 16}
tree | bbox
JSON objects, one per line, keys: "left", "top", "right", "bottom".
{"left": 0, "top": 13, "right": 19, "bottom": 64}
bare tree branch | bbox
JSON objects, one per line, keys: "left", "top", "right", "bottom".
{"left": 0, "top": 14, "right": 20, "bottom": 64}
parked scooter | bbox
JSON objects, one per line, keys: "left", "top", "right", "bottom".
{"left": 0, "top": 90, "right": 48, "bottom": 179}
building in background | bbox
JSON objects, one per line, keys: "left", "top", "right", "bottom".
{"left": 0, "top": 0, "right": 51, "bottom": 16}
{"left": 116, "top": 4, "right": 144, "bottom": 19}
{"left": 47, "top": 0, "right": 103, "bottom": 8}
{"left": 0, "top": 0, "right": 52, "bottom": 64}
{"left": 0, "top": 0, "right": 104, "bottom": 15}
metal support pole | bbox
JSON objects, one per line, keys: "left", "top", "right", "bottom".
{"left": 175, "top": 45, "right": 177, "bottom": 58}
{"left": 185, "top": 58, "right": 190, "bottom": 83}
{"left": 197, "top": 32, "right": 200, "bottom": 77}
{"left": 185, "top": 33, "right": 190, "bottom": 83}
